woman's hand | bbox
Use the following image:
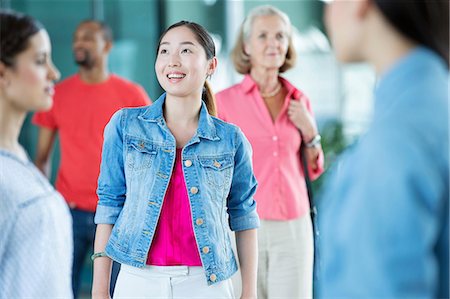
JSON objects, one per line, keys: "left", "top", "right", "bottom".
{"left": 287, "top": 99, "right": 318, "bottom": 142}
{"left": 304, "top": 146, "right": 322, "bottom": 171}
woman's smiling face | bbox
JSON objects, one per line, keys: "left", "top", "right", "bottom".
{"left": 155, "top": 25, "right": 214, "bottom": 99}
{"left": 244, "top": 15, "right": 290, "bottom": 71}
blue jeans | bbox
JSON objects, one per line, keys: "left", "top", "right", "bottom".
{"left": 71, "top": 208, "right": 120, "bottom": 298}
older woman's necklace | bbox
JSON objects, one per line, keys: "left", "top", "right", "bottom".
{"left": 260, "top": 83, "right": 282, "bottom": 98}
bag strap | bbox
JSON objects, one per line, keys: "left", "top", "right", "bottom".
{"left": 300, "top": 144, "right": 317, "bottom": 222}
{"left": 292, "top": 91, "right": 317, "bottom": 221}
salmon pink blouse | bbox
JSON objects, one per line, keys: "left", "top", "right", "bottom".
{"left": 216, "top": 75, "right": 324, "bottom": 220}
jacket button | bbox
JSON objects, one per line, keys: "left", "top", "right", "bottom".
{"left": 213, "top": 160, "right": 221, "bottom": 168}
{"left": 209, "top": 273, "right": 217, "bottom": 282}
{"left": 196, "top": 218, "right": 204, "bottom": 226}
{"left": 190, "top": 187, "right": 198, "bottom": 194}
{"left": 184, "top": 160, "right": 192, "bottom": 167}
{"left": 202, "top": 246, "right": 210, "bottom": 254}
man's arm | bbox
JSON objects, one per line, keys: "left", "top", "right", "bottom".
{"left": 35, "top": 127, "right": 57, "bottom": 177}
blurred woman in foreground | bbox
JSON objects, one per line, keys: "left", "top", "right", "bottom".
{"left": 319, "top": 0, "right": 449, "bottom": 298}
{"left": 0, "top": 9, "right": 72, "bottom": 298}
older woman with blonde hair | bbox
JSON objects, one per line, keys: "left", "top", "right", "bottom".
{"left": 216, "top": 5, "right": 324, "bottom": 299}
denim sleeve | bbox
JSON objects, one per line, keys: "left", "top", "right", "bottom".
{"left": 95, "top": 109, "right": 126, "bottom": 225}
{"left": 227, "top": 127, "right": 260, "bottom": 231}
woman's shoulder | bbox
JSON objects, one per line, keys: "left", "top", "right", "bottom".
{"left": 109, "top": 105, "right": 152, "bottom": 124}
{"left": 279, "top": 76, "right": 308, "bottom": 99}
{"left": 211, "top": 115, "right": 238, "bottom": 129}
{"left": 216, "top": 80, "right": 247, "bottom": 101}
{"left": 211, "top": 116, "right": 246, "bottom": 142}
{"left": 120, "top": 105, "right": 151, "bottom": 116}
{"left": 0, "top": 156, "right": 53, "bottom": 210}
{"left": 217, "top": 82, "right": 242, "bottom": 94}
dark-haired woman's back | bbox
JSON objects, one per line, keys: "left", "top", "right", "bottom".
{"left": 319, "top": 1, "right": 449, "bottom": 298}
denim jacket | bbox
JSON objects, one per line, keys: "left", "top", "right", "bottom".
{"left": 95, "top": 94, "right": 260, "bottom": 285}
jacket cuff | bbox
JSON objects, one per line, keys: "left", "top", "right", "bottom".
{"left": 94, "top": 204, "right": 122, "bottom": 224}
{"left": 229, "top": 211, "right": 260, "bottom": 231}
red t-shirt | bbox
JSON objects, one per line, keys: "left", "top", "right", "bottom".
{"left": 32, "top": 74, "right": 151, "bottom": 212}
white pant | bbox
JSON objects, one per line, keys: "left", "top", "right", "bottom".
{"left": 114, "top": 264, "right": 235, "bottom": 299}
{"left": 257, "top": 215, "right": 314, "bottom": 299}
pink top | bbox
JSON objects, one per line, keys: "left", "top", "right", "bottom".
{"left": 216, "top": 75, "right": 324, "bottom": 220}
{"left": 146, "top": 149, "right": 202, "bottom": 266}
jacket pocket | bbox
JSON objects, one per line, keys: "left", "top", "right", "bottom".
{"left": 126, "top": 137, "right": 158, "bottom": 171}
{"left": 198, "top": 154, "right": 233, "bottom": 189}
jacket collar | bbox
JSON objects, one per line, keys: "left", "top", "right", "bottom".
{"left": 138, "top": 93, "right": 219, "bottom": 141}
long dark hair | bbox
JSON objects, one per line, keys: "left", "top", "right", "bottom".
{"left": 157, "top": 20, "right": 217, "bottom": 116}
{"left": 374, "top": 0, "right": 449, "bottom": 67}
{"left": 0, "top": 10, "right": 44, "bottom": 67}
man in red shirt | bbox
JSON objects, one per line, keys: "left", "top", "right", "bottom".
{"left": 33, "top": 20, "right": 151, "bottom": 298}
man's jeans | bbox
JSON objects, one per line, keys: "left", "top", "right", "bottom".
{"left": 71, "top": 208, "right": 120, "bottom": 298}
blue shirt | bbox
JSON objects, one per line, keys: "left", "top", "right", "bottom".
{"left": 95, "top": 94, "right": 260, "bottom": 285}
{"left": 318, "top": 47, "right": 449, "bottom": 298}
{"left": 0, "top": 149, "right": 73, "bottom": 298}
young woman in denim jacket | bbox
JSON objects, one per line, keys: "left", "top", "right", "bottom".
{"left": 92, "top": 21, "right": 259, "bottom": 299}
